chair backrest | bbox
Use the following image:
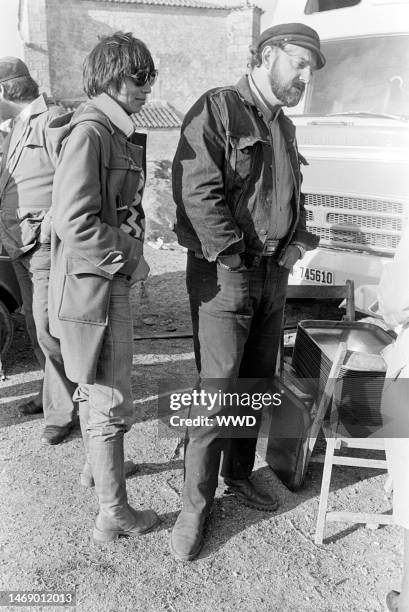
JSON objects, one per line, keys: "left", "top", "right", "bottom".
{"left": 286, "top": 279, "right": 355, "bottom": 321}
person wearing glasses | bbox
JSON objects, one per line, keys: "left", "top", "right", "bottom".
{"left": 171, "top": 23, "right": 324, "bottom": 561}
{"left": 48, "top": 32, "right": 160, "bottom": 543}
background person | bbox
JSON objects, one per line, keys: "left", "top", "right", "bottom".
{"left": 0, "top": 57, "right": 76, "bottom": 445}
{"left": 170, "top": 23, "right": 324, "bottom": 561}
{"left": 377, "top": 225, "right": 409, "bottom": 612}
{"left": 48, "top": 32, "right": 159, "bottom": 543}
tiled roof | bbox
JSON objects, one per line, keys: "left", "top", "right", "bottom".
{"left": 82, "top": 0, "right": 242, "bottom": 8}
{"left": 132, "top": 100, "right": 182, "bottom": 129}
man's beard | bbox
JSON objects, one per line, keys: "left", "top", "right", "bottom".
{"left": 269, "top": 67, "right": 306, "bottom": 107}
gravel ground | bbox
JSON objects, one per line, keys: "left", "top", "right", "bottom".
{"left": 0, "top": 245, "right": 401, "bottom": 612}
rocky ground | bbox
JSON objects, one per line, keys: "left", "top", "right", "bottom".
{"left": 0, "top": 244, "right": 402, "bottom": 612}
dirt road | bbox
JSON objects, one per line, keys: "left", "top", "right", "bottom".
{"left": 0, "top": 245, "right": 401, "bottom": 612}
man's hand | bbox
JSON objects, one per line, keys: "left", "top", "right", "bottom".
{"left": 39, "top": 211, "right": 52, "bottom": 244}
{"left": 217, "top": 253, "right": 243, "bottom": 270}
{"left": 278, "top": 245, "right": 302, "bottom": 270}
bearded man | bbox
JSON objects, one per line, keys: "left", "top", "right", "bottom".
{"left": 170, "top": 23, "right": 325, "bottom": 561}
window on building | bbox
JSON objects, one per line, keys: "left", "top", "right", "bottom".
{"left": 305, "top": 0, "right": 361, "bottom": 13}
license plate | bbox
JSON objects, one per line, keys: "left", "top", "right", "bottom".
{"left": 296, "top": 266, "right": 335, "bottom": 285}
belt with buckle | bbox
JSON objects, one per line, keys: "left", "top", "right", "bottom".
{"left": 262, "top": 238, "right": 280, "bottom": 256}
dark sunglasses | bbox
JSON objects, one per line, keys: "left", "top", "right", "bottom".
{"left": 127, "top": 68, "right": 158, "bottom": 87}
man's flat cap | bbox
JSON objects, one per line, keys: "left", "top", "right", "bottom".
{"left": 0, "top": 57, "right": 30, "bottom": 84}
{"left": 256, "top": 23, "right": 326, "bottom": 69}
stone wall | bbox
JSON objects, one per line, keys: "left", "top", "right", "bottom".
{"left": 144, "top": 128, "right": 179, "bottom": 242}
{"left": 21, "top": 0, "right": 262, "bottom": 113}
{"left": 19, "top": 0, "right": 51, "bottom": 93}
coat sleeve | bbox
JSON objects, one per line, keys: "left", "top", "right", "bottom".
{"left": 172, "top": 93, "right": 244, "bottom": 261}
{"left": 377, "top": 226, "right": 409, "bottom": 327}
{"left": 52, "top": 123, "right": 141, "bottom": 277}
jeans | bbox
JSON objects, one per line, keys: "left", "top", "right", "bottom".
{"left": 182, "top": 251, "right": 289, "bottom": 513}
{"left": 74, "top": 276, "right": 135, "bottom": 442}
{"left": 12, "top": 244, "right": 76, "bottom": 426}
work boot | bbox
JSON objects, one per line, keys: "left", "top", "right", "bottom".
{"left": 224, "top": 477, "right": 279, "bottom": 511}
{"left": 79, "top": 403, "right": 138, "bottom": 488}
{"left": 40, "top": 423, "right": 73, "bottom": 445}
{"left": 88, "top": 434, "right": 160, "bottom": 544}
{"left": 19, "top": 399, "right": 43, "bottom": 415}
{"left": 170, "top": 511, "right": 207, "bottom": 561}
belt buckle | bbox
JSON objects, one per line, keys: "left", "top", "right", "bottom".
{"left": 262, "top": 239, "right": 280, "bottom": 256}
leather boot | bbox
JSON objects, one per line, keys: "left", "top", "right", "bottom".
{"left": 79, "top": 404, "right": 138, "bottom": 488}
{"left": 170, "top": 431, "right": 221, "bottom": 561}
{"left": 170, "top": 511, "right": 207, "bottom": 561}
{"left": 81, "top": 459, "right": 138, "bottom": 489}
{"left": 88, "top": 434, "right": 159, "bottom": 543}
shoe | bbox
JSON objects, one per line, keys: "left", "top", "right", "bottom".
{"left": 224, "top": 477, "right": 279, "bottom": 511}
{"left": 19, "top": 399, "right": 43, "bottom": 415}
{"left": 170, "top": 511, "right": 207, "bottom": 561}
{"left": 80, "top": 459, "right": 139, "bottom": 488}
{"left": 89, "top": 435, "right": 160, "bottom": 544}
{"left": 386, "top": 590, "right": 400, "bottom": 612}
{"left": 40, "top": 424, "right": 73, "bottom": 445}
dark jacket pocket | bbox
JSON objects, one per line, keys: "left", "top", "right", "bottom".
{"left": 58, "top": 260, "right": 112, "bottom": 325}
{"left": 229, "top": 134, "right": 268, "bottom": 184}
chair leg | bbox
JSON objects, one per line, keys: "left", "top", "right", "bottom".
{"left": 315, "top": 436, "right": 336, "bottom": 545}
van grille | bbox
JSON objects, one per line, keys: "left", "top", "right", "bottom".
{"left": 306, "top": 193, "right": 403, "bottom": 215}
{"left": 305, "top": 194, "right": 405, "bottom": 254}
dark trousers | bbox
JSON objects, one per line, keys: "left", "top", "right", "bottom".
{"left": 183, "top": 252, "right": 289, "bottom": 514}
{"left": 12, "top": 244, "right": 76, "bottom": 426}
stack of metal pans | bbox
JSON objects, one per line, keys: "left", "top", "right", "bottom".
{"left": 292, "top": 321, "right": 394, "bottom": 435}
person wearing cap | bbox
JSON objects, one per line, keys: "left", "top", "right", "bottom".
{"left": 170, "top": 23, "right": 324, "bottom": 561}
{"left": 48, "top": 32, "right": 159, "bottom": 543}
{"left": 375, "top": 224, "right": 409, "bottom": 612}
{"left": 0, "top": 56, "right": 76, "bottom": 444}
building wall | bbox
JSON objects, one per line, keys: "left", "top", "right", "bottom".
{"left": 19, "top": 0, "right": 51, "bottom": 93}
{"left": 21, "top": 0, "right": 261, "bottom": 113}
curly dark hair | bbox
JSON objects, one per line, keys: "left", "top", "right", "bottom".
{"left": 1, "top": 75, "right": 39, "bottom": 102}
{"left": 83, "top": 31, "right": 155, "bottom": 97}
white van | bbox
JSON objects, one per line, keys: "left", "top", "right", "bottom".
{"left": 274, "top": 0, "right": 409, "bottom": 303}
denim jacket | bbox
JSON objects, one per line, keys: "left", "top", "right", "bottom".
{"left": 172, "top": 75, "right": 319, "bottom": 264}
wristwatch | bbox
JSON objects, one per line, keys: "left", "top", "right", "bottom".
{"left": 217, "top": 254, "right": 243, "bottom": 271}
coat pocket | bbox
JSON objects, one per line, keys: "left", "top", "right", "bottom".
{"left": 229, "top": 134, "right": 268, "bottom": 184}
{"left": 58, "top": 259, "right": 112, "bottom": 325}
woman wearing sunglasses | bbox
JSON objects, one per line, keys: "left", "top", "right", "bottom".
{"left": 48, "top": 32, "right": 160, "bottom": 543}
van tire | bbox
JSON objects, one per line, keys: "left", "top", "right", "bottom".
{"left": 0, "top": 299, "right": 13, "bottom": 358}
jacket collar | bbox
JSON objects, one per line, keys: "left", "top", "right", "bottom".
{"left": 235, "top": 74, "right": 260, "bottom": 108}
{"left": 16, "top": 93, "right": 48, "bottom": 123}
{"left": 90, "top": 93, "right": 135, "bottom": 138}
{"left": 235, "top": 74, "right": 296, "bottom": 142}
